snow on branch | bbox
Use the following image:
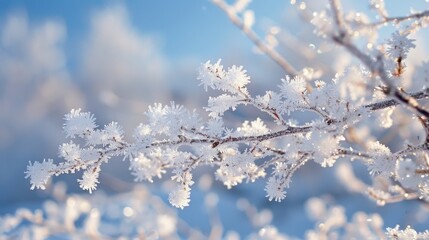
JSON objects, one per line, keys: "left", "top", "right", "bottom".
{"left": 212, "top": 0, "right": 299, "bottom": 76}
{"left": 26, "top": 57, "right": 429, "bottom": 210}
{"left": 24, "top": 0, "right": 429, "bottom": 237}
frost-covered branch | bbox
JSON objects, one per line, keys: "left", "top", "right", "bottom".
{"left": 19, "top": 0, "right": 429, "bottom": 238}
{"left": 364, "top": 88, "right": 429, "bottom": 111}
{"left": 333, "top": 34, "right": 429, "bottom": 118}
{"left": 328, "top": 0, "right": 429, "bottom": 119}
{"left": 18, "top": 5, "right": 428, "bottom": 239}
{"left": 212, "top": 0, "right": 299, "bottom": 76}
{"left": 26, "top": 57, "right": 429, "bottom": 209}
{"left": 361, "top": 10, "right": 429, "bottom": 28}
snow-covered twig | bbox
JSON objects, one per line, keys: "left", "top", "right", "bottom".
{"left": 212, "top": 0, "right": 299, "bottom": 76}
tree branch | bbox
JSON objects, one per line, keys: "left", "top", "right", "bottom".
{"left": 212, "top": 0, "right": 299, "bottom": 76}
{"left": 332, "top": 34, "right": 429, "bottom": 118}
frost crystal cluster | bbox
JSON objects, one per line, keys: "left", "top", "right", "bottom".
{"left": 23, "top": 0, "right": 429, "bottom": 238}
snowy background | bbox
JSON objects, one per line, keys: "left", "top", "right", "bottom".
{"left": 1, "top": 0, "right": 429, "bottom": 238}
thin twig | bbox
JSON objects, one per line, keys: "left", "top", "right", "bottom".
{"left": 363, "top": 10, "right": 429, "bottom": 28}
{"left": 332, "top": 35, "right": 429, "bottom": 118}
{"left": 212, "top": 0, "right": 299, "bottom": 76}
{"left": 328, "top": 0, "right": 429, "bottom": 118}
{"left": 368, "top": 187, "right": 419, "bottom": 204}
{"left": 364, "top": 88, "right": 429, "bottom": 111}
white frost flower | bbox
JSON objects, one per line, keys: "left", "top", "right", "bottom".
{"left": 78, "top": 168, "right": 100, "bottom": 194}
{"left": 255, "top": 91, "right": 282, "bottom": 113}
{"left": 169, "top": 186, "right": 191, "bottom": 209}
{"left": 368, "top": 156, "right": 396, "bottom": 176}
{"left": 206, "top": 94, "right": 241, "bottom": 118}
{"left": 273, "top": 162, "right": 288, "bottom": 177}
{"left": 134, "top": 123, "right": 151, "bottom": 138}
{"left": 237, "top": 118, "right": 269, "bottom": 136}
{"left": 132, "top": 123, "right": 153, "bottom": 148}
{"left": 198, "top": 59, "right": 225, "bottom": 91}
{"left": 367, "top": 141, "right": 395, "bottom": 176}
{"left": 63, "top": 109, "right": 97, "bottom": 138}
{"left": 206, "top": 117, "right": 224, "bottom": 137}
{"left": 386, "top": 225, "right": 418, "bottom": 240}
{"left": 308, "top": 131, "right": 341, "bottom": 167}
{"left": 278, "top": 76, "right": 307, "bottom": 114}
{"left": 386, "top": 31, "right": 416, "bottom": 60}
{"left": 264, "top": 176, "right": 287, "bottom": 202}
{"left": 171, "top": 171, "right": 195, "bottom": 187}
{"left": 103, "top": 122, "right": 124, "bottom": 145}
{"left": 130, "top": 153, "right": 165, "bottom": 182}
{"left": 280, "top": 76, "right": 306, "bottom": 103}
{"left": 25, "top": 159, "right": 56, "bottom": 190}
{"left": 58, "top": 142, "right": 81, "bottom": 162}
{"left": 145, "top": 103, "right": 169, "bottom": 133}
{"left": 215, "top": 165, "right": 245, "bottom": 189}
{"left": 224, "top": 65, "right": 251, "bottom": 89}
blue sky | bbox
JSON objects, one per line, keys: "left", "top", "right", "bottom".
{"left": 0, "top": 0, "right": 286, "bottom": 67}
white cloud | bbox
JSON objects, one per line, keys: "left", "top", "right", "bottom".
{"left": 1, "top": 12, "right": 67, "bottom": 81}
{"left": 0, "top": 12, "right": 84, "bottom": 146}
{"left": 0, "top": 12, "right": 85, "bottom": 203}
{"left": 82, "top": 5, "right": 168, "bottom": 104}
